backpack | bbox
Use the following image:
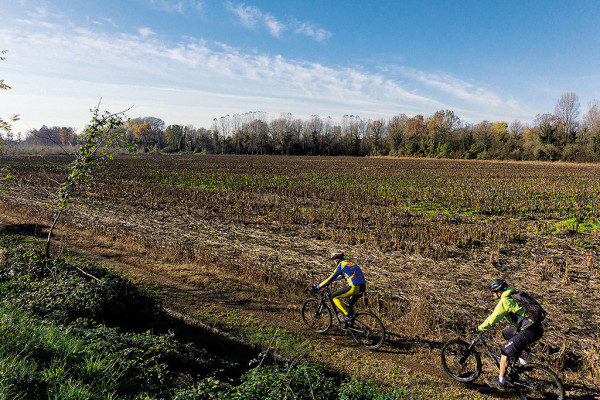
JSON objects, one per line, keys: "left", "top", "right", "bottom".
{"left": 511, "top": 292, "right": 546, "bottom": 323}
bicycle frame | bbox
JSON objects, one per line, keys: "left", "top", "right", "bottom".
{"left": 303, "top": 285, "right": 386, "bottom": 350}
{"left": 318, "top": 286, "right": 346, "bottom": 325}
{"left": 442, "top": 332, "right": 565, "bottom": 399}
{"left": 466, "top": 333, "right": 503, "bottom": 370}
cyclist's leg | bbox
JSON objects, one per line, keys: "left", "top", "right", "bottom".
{"left": 331, "top": 285, "right": 360, "bottom": 315}
{"left": 501, "top": 325, "right": 543, "bottom": 359}
{"left": 347, "top": 283, "right": 366, "bottom": 315}
{"left": 502, "top": 326, "right": 518, "bottom": 340}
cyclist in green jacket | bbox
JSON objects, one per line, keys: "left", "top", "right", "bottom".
{"left": 470, "top": 279, "right": 544, "bottom": 390}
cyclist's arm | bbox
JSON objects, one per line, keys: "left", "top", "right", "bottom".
{"left": 478, "top": 298, "right": 510, "bottom": 332}
{"left": 317, "top": 266, "right": 341, "bottom": 289}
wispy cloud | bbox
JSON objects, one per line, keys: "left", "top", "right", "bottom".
{"left": 225, "top": 1, "right": 331, "bottom": 41}
{"left": 149, "top": 0, "right": 183, "bottom": 14}
{"left": 226, "top": 1, "right": 262, "bottom": 28}
{"left": 148, "top": 0, "right": 203, "bottom": 14}
{"left": 295, "top": 23, "right": 332, "bottom": 42}
{"left": 264, "top": 14, "right": 285, "bottom": 37}
{"left": 386, "top": 66, "right": 527, "bottom": 117}
{"left": 138, "top": 27, "right": 156, "bottom": 38}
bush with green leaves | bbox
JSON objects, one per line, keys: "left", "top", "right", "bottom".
{"left": 0, "top": 242, "right": 159, "bottom": 329}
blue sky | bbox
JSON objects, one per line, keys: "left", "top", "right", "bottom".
{"left": 2, "top": 0, "right": 600, "bottom": 134}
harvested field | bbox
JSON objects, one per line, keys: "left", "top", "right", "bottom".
{"left": 2, "top": 154, "right": 599, "bottom": 397}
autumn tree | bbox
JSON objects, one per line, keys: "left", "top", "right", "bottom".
{"left": 402, "top": 114, "right": 426, "bottom": 156}
{"left": 133, "top": 123, "right": 153, "bottom": 148}
{"left": 59, "top": 127, "right": 76, "bottom": 146}
{"left": 425, "top": 110, "right": 460, "bottom": 157}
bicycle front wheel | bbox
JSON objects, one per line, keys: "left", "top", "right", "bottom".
{"left": 440, "top": 339, "right": 482, "bottom": 383}
{"left": 348, "top": 312, "right": 386, "bottom": 350}
{"left": 512, "top": 363, "right": 564, "bottom": 400}
{"left": 301, "top": 298, "right": 332, "bottom": 333}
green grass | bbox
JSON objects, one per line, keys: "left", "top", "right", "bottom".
{"left": 541, "top": 218, "right": 600, "bottom": 236}
{"left": 0, "top": 303, "right": 123, "bottom": 400}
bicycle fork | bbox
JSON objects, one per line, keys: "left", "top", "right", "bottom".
{"left": 313, "top": 302, "right": 324, "bottom": 318}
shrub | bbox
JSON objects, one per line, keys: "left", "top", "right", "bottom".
{"left": 0, "top": 242, "right": 160, "bottom": 329}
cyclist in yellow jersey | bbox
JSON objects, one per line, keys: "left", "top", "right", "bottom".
{"left": 309, "top": 251, "right": 366, "bottom": 325}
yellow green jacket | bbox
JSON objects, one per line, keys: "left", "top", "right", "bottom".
{"left": 478, "top": 287, "right": 534, "bottom": 332}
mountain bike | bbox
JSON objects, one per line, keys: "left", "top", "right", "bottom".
{"left": 301, "top": 286, "right": 386, "bottom": 350}
{"left": 441, "top": 331, "right": 564, "bottom": 400}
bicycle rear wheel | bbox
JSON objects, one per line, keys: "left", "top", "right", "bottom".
{"left": 440, "top": 339, "right": 482, "bottom": 383}
{"left": 512, "top": 363, "right": 564, "bottom": 400}
{"left": 301, "top": 298, "right": 332, "bottom": 333}
{"left": 348, "top": 311, "right": 386, "bottom": 350}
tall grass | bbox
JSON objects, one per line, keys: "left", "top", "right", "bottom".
{"left": 0, "top": 302, "right": 124, "bottom": 400}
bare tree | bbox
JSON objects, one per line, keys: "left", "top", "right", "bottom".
{"left": 509, "top": 120, "right": 524, "bottom": 137}
{"left": 554, "top": 92, "right": 580, "bottom": 146}
{"left": 583, "top": 100, "right": 600, "bottom": 136}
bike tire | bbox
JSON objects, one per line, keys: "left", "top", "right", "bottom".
{"left": 440, "top": 339, "right": 482, "bottom": 383}
{"left": 512, "top": 363, "right": 564, "bottom": 400}
{"left": 301, "top": 298, "right": 332, "bottom": 333}
{"left": 348, "top": 311, "right": 386, "bottom": 350}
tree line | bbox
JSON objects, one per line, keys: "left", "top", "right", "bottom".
{"left": 13, "top": 92, "right": 600, "bottom": 162}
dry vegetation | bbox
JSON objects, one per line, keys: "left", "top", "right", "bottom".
{"left": 2, "top": 154, "right": 599, "bottom": 392}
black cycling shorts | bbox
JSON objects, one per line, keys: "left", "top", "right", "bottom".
{"left": 501, "top": 325, "right": 543, "bottom": 357}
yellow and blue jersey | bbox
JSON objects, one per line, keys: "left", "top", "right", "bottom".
{"left": 317, "top": 259, "right": 366, "bottom": 288}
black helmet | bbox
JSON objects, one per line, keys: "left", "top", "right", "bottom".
{"left": 330, "top": 251, "right": 344, "bottom": 260}
{"left": 488, "top": 279, "right": 508, "bottom": 292}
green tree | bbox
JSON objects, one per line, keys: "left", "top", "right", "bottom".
{"left": 1, "top": 50, "right": 19, "bottom": 182}
{"left": 165, "top": 124, "right": 184, "bottom": 151}
{"left": 45, "top": 104, "right": 134, "bottom": 258}
{"left": 535, "top": 113, "right": 558, "bottom": 145}
{"left": 0, "top": 50, "right": 19, "bottom": 135}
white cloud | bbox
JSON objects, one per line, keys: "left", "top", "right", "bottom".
{"left": 138, "top": 27, "right": 156, "bottom": 38}
{"left": 226, "top": 1, "right": 262, "bottom": 28}
{"left": 149, "top": 0, "right": 184, "bottom": 14}
{"left": 147, "top": 0, "right": 204, "bottom": 14}
{"left": 295, "top": 23, "right": 332, "bottom": 42}
{"left": 225, "top": 2, "right": 331, "bottom": 42}
{"left": 264, "top": 14, "right": 285, "bottom": 37}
